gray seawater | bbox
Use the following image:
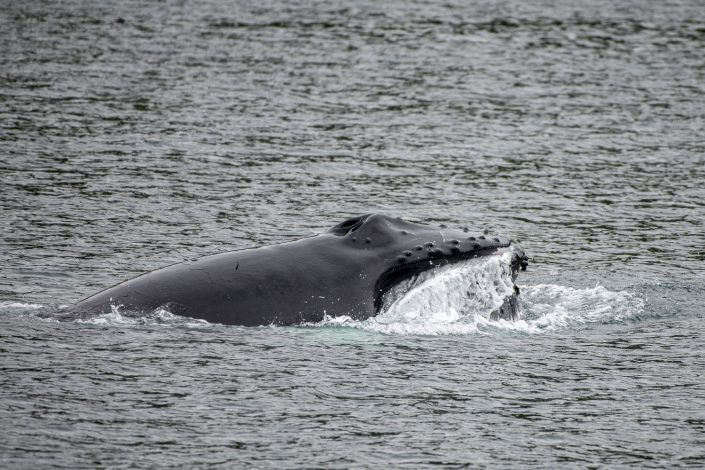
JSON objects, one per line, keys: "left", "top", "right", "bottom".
{"left": 1, "top": 0, "right": 704, "bottom": 467}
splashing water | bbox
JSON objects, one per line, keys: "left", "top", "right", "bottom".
{"left": 70, "top": 304, "right": 214, "bottom": 328}
{"left": 379, "top": 249, "right": 518, "bottom": 324}
{"left": 1, "top": 254, "right": 644, "bottom": 334}
{"left": 518, "top": 284, "right": 645, "bottom": 331}
{"left": 314, "top": 252, "right": 645, "bottom": 336}
{"left": 0, "top": 301, "right": 44, "bottom": 312}
{"left": 0, "top": 301, "right": 215, "bottom": 329}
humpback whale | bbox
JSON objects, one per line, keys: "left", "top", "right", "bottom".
{"left": 71, "top": 214, "right": 528, "bottom": 325}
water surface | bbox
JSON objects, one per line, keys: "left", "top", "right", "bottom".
{"left": 1, "top": 0, "right": 704, "bottom": 467}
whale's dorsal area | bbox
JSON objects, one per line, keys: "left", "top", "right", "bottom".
{"left": 71, "top": 214, "right": 528, "bottom": 326}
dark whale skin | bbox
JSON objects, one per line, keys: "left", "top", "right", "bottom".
{"left": 71, "top": 214, "right": 528, "bottom": 325}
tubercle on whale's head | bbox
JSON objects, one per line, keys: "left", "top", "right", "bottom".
{"left": 327, "top": 213, "right": 528, "bottom": 310}
{"left": 327, "top": 213, "right": 522, "bottom": 264}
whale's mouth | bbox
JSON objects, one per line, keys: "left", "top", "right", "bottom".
{"left": 377, "top": 248, "right": 523, "bottom": 321}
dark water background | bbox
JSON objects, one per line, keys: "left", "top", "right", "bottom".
{"left": 1, "top": 0, "right": 704, "bottom": 467}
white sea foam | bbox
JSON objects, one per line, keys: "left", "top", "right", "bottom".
{"left": 3, "top": 254, "right": 644, "bottom": 334}
{"left": 74, "top": 304, "right": 213, "bottom": 328}
{"left": 379, "top": 249, "right": 517, "bottom": 325}
{"left": 0, "top": 301, "right": 45, "bottom": 311}
{"left": 518, "top": 284, "right": 645, "bottom": 331}
{"left": 313, "top": 252, "right": 644, "bottom": 336}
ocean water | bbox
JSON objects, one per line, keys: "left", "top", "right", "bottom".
{"left": 1, "top": 0, "right": 704, "bottom": 467}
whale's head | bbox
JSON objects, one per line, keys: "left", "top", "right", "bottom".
{"left": 328, "top": 214, "right": 528, "bottom": 315}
